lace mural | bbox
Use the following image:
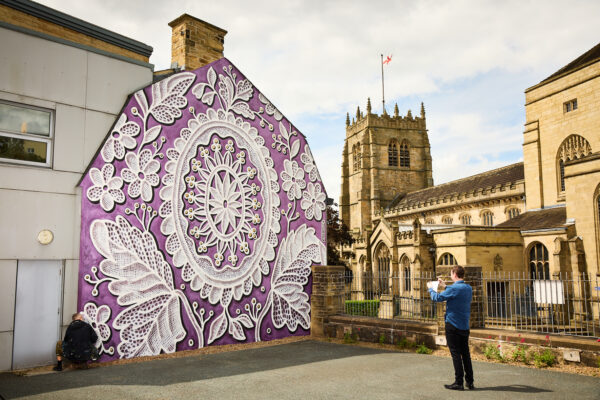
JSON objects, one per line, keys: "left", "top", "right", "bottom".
{"left": 79, "top": 59, "right": 326, "bottom": 360}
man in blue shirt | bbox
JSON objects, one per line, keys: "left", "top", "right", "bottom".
{"left": 428, "top": 265, "right": 474, "bottom": 390}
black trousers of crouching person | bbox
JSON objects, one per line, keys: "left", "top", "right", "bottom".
{"left": 445, "top": 322, "right": 473, "bottom": 385}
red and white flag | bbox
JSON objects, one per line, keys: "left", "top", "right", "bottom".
{"left": 383, "top": 55, "right": 392, "bottom": 65}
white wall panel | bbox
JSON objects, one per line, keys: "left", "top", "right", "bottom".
{"left": 0, "top": 27, "right": 87, "bottom": 107}
{"left": 83, "top": 110, "right": 117, "bottom": 164}
{"left": 0, "top": 331, "right": 13, "bottom": 371}
{"left": 53, "top": 104, "right": 86, "bottom": 172}
{"left": 0, "top": 260, "right": 17, "bottom": 331}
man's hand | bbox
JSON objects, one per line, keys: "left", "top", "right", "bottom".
{"left": 437, "top": 277, "right": 446, "bottom": 290}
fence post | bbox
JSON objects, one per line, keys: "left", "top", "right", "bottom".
{"left": 311, "top": 265, "right": 346, "bottom": 336}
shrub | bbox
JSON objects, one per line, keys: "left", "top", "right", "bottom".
{"left": 345, "top": 300, "right": 380, "bottom": 317}
{"left": 511, "top": 345, "right": 530, "bottom": 364}
{"left": 396, "top": 337, "right": 413, "bottom": 350}
{"left": 343, "top": 331, "right": 358, "bottom": 344}
{"left": 416, "top": 344, "right": 433, "bottom": 354}
{"left": 483, "top": 343, "right": 505, "bottom": 362}
{"left": 379, "top": 333, "right": 386, "bottom": 345}
{"left": 533, "top": 349, "right": 556, "bottom": 368}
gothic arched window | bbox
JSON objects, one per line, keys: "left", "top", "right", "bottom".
{"left": 401, "top": 256, "right": 411, "bottom": 292}
{"left": 529, "top": 243, "right": 549, "bottom": 280}
{"left": 460, "top": 214, "right": 471, "bottom": 225}
{"left": 388, "top": 140, "right": 398, "bottom": 167}
{"left": 506, "top": 207, "right": 520, "bottom": 220}
{"left": 400, "top": 140, "right": 410, "bottom": 167}
{"left": 557, "top": 135, "right": 591, "bottom": 194}
{"left": 442, "top": 215, "right": 453, "bottom": 224}
{"left": 438, "top": 253, "right": 457, "bottom": 266}
{"left": 375, "top": 244, "right": 391, "bottom": 294}
{"left": 481, "top": 210, "right": 494, "bottom": 226}
{"left": 352, "top": 143, "right": 361, "bottom": 172}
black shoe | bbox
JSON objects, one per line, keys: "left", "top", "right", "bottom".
{"left": 467, "top": 383, "right": 475, "bottom": 390}
{"left": 52, "top": 365, "right": 62, "bottom": 371}
{"left": 444, "top": 383, "right": 464, "bottom": 391}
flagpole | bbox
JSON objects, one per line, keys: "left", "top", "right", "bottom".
{"left": 381, "top": 54, "right": 385, "bottom": 113}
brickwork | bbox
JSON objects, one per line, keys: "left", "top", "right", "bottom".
{"left": 0, "top": 4, "right": 149, "bottom": 62}
{"left": 311, "top": 265, "right": 346, "bottom": 336}
{"left": 169, "top": 14, "right": 226, "bottom": 70}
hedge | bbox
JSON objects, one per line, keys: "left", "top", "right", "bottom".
{"left": 345, "top": 300, "right": 380, "bottom": 317}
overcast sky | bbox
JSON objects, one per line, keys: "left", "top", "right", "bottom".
{"left": 37, "top": 0, "right": 600, "bottom": 203}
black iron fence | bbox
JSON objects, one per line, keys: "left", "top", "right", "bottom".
{"left": 340, "top": 270, "right": 600, "bottom": 337}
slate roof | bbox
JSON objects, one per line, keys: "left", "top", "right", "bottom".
{"left": 386, "top": 162, "right": 524, "bottom": 210}
{"left": 535, "top": 41, "right": 600, "bottom": 87}
{"left": 495, "top": 206, "right": 567, "bottom": 231}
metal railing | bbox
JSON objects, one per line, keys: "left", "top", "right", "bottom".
{"left": 340, "top": 270, "right": 600, "bottom": 337}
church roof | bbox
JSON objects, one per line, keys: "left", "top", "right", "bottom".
{"left": 496, "top": 206, "right": 567, "bottom": 231}
{"left": 532, "top": 41, "right": 600, "bottom": 89}
{"left": 386, "top": 162, "right": 524, "bottom": 209}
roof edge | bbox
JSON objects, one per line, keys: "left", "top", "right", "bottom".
{"left": 0, "top": 0, "right": 153, "bottom": 57}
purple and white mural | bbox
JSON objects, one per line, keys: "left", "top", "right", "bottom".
{"left": 78, "top": 59, "right": 326, "bottom": 360}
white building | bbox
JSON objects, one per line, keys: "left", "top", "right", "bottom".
{"left": 0, "top": 0, "right": 153, "bottom": 370}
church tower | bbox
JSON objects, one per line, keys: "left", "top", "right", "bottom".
{"left": 340, "top": 99, "right": 433, "bottom": 235}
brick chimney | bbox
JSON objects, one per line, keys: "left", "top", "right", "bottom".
{"left": 168, "top": 14, "right": 227, "bottom": 70}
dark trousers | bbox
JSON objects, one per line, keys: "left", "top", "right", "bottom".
{"left": 445, "top": 322, "right": 473, "bottom": 385}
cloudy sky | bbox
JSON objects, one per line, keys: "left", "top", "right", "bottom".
{"left": 38, "top": 0, "right": 600, "bottom": 202}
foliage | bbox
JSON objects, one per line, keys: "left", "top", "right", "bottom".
{"left": 511, "top": 345, "right": 530, "bottom": 364}
{"left": 343, "top": 331, "right": 358, "bottom": 344}
{"left": 533, "top": 349, "right": 556, "bottom": 368}
{"left": 326, "top": 203, "right": 353, "bottom": 266}
{"left": 379, "top": 333, "right": 386, "bottom": 345}
{"left": 483, "top": 343, "right": 505, "bottom": 362}
{"left": 345, "top": 300, "right": 380, "bottom": 317}
{"left": 396, "top": 337, "right": 415, "bottom": 350}
{"left": 416, "top": 344, "right": 433, "bottom": 354}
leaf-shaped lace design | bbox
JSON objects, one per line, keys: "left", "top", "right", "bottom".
{"left": 149, "top": 72, "right": 196, "bottom": 124}
{"left": 270, "top": 225, "right": 325, "bottom": 331}
{"left": 90, "top": 216, "right": 186, "bottom": 358}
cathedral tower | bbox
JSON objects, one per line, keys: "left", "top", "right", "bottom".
{"left": 340, "top": 99, "right": 433, "bottom": 234}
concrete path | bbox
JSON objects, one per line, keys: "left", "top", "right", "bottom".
{"left": 0, "top": 340, "right": 598, "bottom": 399}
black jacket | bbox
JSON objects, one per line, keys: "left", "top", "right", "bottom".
{"left": 62, "top": 320, "right": 98, "bottom": 362}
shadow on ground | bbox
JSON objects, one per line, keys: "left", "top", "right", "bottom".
{"left": 0, "top": 341, "right": 388, "bottom": 398}
{"left": 475, "top": 385, "right": 553, "bottom": 393}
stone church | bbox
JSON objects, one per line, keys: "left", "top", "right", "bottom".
{"left": 339, "top": 42, "right": 600, "bottom": 305}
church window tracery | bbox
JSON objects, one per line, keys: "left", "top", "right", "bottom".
{"left": 388, "top": 140, "right": 398, "bottom": 167}
{"left": 557, "top": 134, "right": 591, "bottom": 193}
{"left": 460, "top": 214, "right": 471, "bottom": 225}
{"left": 438, "top": 253, "right": 457, "bottom": 266}
{"left": 482, "top": 210, "right": 494, "bottom": 226}
{"left": 352, "top": 143, "right": 361, "bottom": 172}
{"left": 400, "top": 140, "right": 410, "bottom": 167}
{"left": 529, "top": 243, "right": 549, "bottom": 279}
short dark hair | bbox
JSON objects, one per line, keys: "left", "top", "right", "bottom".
{"left": 451, "top": 265, "right": 465, "bottom": 279}
{"left": 72, "top": 312, "right": 82, "bottom": 321}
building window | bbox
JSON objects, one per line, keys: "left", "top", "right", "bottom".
{"left": 507, "top": 207, "right": 520, "bottom": 220}
{"left": 557, "top": 134, "right": 591, "bottom": 194}
{"left": 481, "top": 210, "right": 494, "bottom": 226}
{"left": 352, "top": 143, "right": 361, "bottom": 172}
{"left": 529, "top": 243, "right": 549, "bottom": 280}
{"left": 425, "top": 218, "right": 435, "bottom": 224}
{"left": 399, "top": 140, "right": 410, "bottom": 167}
{"left": 401, "top": 256, "right": 411, "bottom": 292}
{"left": 442, "top": 215, "right": 453, "bottom": 224}
{"left": 460, "top": 214, "right": 471, "bottom": 225}
{"left": 0, "top": 101, "right": 53, "bottom": 167}
{"left": 438, "top": 253, "right": 457, "bottom": 266}
{"left": 376, "top": 245, "right": 391, "bottom": 294}
{"left": 564, "top": 99, "right": 577, "bottom": 113}
{"left": 388, "top": 141, "right": 398, "bottom": 166}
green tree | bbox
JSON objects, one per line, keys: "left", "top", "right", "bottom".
{"left": 326, "top": 203, "right": 353, "bottom": 266}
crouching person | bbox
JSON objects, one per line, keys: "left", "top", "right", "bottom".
{"left": 53, "top": 312, "right": 98, "bottom": 371}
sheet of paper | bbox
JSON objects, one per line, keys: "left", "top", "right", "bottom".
{"left": 427, "top": 281, "right": 439, "bottom": 291}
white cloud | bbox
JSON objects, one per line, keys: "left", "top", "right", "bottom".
{"left": 35, "top": 0, "right": 600, "bottom": 194}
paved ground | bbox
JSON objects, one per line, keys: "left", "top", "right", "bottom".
{"left": 0, "top": 340, "right": 598, "bottom": 399}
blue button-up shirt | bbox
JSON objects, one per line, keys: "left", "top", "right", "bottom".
{"left": 429, "top": 280, "right": 472, "bottom": 330}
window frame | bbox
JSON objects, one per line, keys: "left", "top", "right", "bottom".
{"left": 0, "top": 100, "right": 54, "bottom": 168}
{"left": 388, "top": 140, "right": 398, "bottom": 167}
{"left": 563, "top": 99, "right": 578, "bottom": 113}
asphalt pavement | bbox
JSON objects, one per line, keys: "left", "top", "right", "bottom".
{"left": 0, "top": 340, "right": 598, "bottom": 399}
